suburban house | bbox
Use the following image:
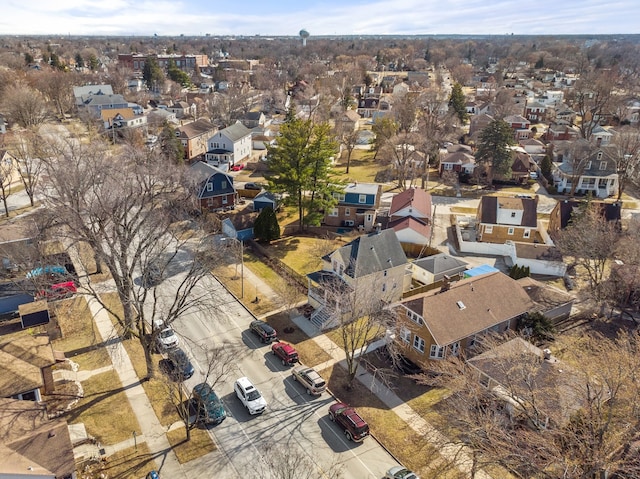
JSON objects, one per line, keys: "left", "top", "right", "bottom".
{"left": 189, "top": 161, "right": 237, "bottom": 212}
{"left": 357, "top": 97, "right": 391, "bottom": 119}
{"left": 387, "top": 187, "right": 433, "bottom": 247}
{"left": 205, "top": 122, "right": 252, "bottom": 169}
{"left": 252, "top": 191, "right": 279, "bottom": 213}
{"left": 476, "top": 195, "right": 542, "bottom": 244}
{"left": 392, "top": 271, "right": 533, "bottom": 365}
{"left": 74, "top": 84, "right": 128, "bottom": 116}
{"left": 146, "top": 108, "right": 178, "bottom": 127}
{"left": 0, "top": 398, "right": 76, "bottom": 479}
{"left": 469, "top": 113, "right": 494, "bottom": 138}
{"left": 334, "top": 110, "right": 361, "bottom": 132}
{"left": 0, "top": 334, "right": 56, "bottom": 402}
{"left": 553, "top": 146, "right": 619, "bottom": 198}
{"left": 307, "top": 229, "right": 409, "bottom": 328}
{"left": 100, "top": 108, "right": 147, "bottom": 131}
{"left": 545, "top": 123, "right": 580, "bottom": 142}
{"left": 503, "top": 115, "right": 531, "bottom": 140}
{"left": 167, "top": 100, "right": 196, "bottom": 119}
{"left": 510, "top": 150, "right": 537, "bottom": 182}
{"left": 239, "top": 111, "right": 266, "bottom": 129}
{"left": 523, "top": 100, "right": 547, "bottom": 122}
{"left": 73, "top": 84, "right": 113, "bottom": 104}
{"left": 410, "top": 253, "right": 468, "bottom": 287}
{"left": 176, "top": 119, "right": 217, "bottom": 161}
{"left": 0, "top": 217, "right": 39, "bottom": 272}
{"left": 517, "top": 276, "right": 575, "bottom": 324}
{"left": 439, "top": 151, "right": 476, "bottom": 175}
{"left": 324, "top": 182, "right": 382, "bottom": 231}
{"left": 547, "top": 199, "right": 622, "bottom": 240}
{"left": 591, "top": 125, "right": 614, "bottom": 147}
{"left": 467, "top": 337, "right": 585, "bottom": 429}
{"left": 519, "top": 138, "right": 546, "bottom": 163}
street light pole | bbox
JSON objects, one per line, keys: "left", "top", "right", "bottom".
{"left": 240, "top": 240, "right": 244, "bottom": 299}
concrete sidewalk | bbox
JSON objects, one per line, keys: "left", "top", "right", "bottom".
{"left": 290, "top": 314, "right": 493, "bottom": 479}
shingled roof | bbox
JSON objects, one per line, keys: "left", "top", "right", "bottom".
{"left": 335, "top": 229, "right": 407, "bottom": 279}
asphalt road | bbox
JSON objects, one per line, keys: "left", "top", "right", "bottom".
{"left": 159, "top": 269, "right": 400, "bottom": 479}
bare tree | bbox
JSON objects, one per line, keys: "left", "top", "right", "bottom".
{"left": 335, "top": 122, "right": 360, "bottom": 174}
{"left": 1, "top": 83, "right": 49, "bottom": 128}
{"left": 0, "top": 154, "right": 15, "bottom": 217}
{"left": 569, "top": 70, "right": 615, "bottom": 140}
{"left": 561, "top": 139, "right": 596, "bottom": 197}
{"left": 31, "top": 69, "right": 76, "bottom": 119}
{"left": 38, "top": 136, "right": 224, "bottom": 378}
{"left": 260, "top": 442, "right": 344, "bottom": 479}
{"left": 422, "top": 331, "right": 640, "bottom": 479}
{"left": 609, "top": 126, "right": 640, "bottom": 200}
{"left": 555, "top": 202, "right": 621, "bottom": 305}
{"left": 7, "top": 128, "right": 43, "bottom": 207}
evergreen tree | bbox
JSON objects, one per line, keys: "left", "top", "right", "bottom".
{"left": 253, "top": 206, "right": 280, "bottom": 243}
{"left": 158, "top": 122, "right": 185, "bottom": 162}
{"left": 24, "top": 52, "right": 34, "bottom": 65}
{"left": 74, "top": 53, "right": 84, "bottom": 68}
{"left": 540, "top": 153, "right": 553, "bottom": 183}
{"left": 476, "top": 119, "right": 516, "bottom": 184}
{"left": 265, "top": 116, "right": 339, "bottom": 232}
{"left": 167, "top": 60, "right": 192, "bottom": 87}
{"left": 448, "top": 82, "right": 468, "bottom": 124}
{"left": 143, "top": 56, "right": 164, "bottom": 92}
{"left": 88, "top": 54, "right": 99, "bottom": 71}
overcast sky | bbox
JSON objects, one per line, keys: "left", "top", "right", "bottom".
{"left": 2, "top": 0, "right": 638, "bottom": 37}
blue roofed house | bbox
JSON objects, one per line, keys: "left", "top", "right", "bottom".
{"left": 324, "top": 182, "right": 382, "bottom": 232}
{"left": 205, "top": 122, "right": 252, "bottom": 170}
{"left": 190, "top": 161, "right": 237, "bottom": 212}
{"left": 306, "top": 228, "right": 410, "bottom": 328}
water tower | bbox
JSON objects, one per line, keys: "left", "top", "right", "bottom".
{"left": 299, "top": 29, "right": 310, "bottom": 47}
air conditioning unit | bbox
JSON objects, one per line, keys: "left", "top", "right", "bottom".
{"left": 344, "top": 220, "right": 355, "bottom": 227}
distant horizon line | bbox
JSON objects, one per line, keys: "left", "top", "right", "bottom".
{"left": 2, "top": 33, "right": 639, "bottom": 39}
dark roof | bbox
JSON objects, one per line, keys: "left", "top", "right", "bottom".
{"left": 554, "top": 200, "right": 621, "bottom": 229}
{"left": 517, "top": 277, "right": 575, "bottom": 312}
{"left": 177, "top": 119, "right": 216, "bottom": 139}
{"left": 514, "top": 243, "right": 563, "bottom": 262}
{"left": 413, "top": 253, "right": 468, "bottom": 275}
{"left": 402, "top": 272, "right": 533, "bottom": 345}
{"left": 335, "top": 229, "right": 407, "bottom": 279}
{"left": 478, "top": 195, "right": 538, "bottom": 228}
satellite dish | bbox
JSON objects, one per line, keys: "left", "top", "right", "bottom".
{"left": 299, "top": 29, "right": 310, "bottom": 46}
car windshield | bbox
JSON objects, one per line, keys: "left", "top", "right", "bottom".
{"left": 247, "top": 390, "right": 261, "bottom": 401}
{"left": 160, "top": 329, "right": 174, "bottom": 339}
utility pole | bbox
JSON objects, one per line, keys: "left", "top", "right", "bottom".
{"left": 240, "top": 240, "right": 244, "bottom": 299}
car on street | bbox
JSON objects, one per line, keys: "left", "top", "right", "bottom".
{"left": 193, "top": 383, "right": 227, "bottom": 425}
{"left": 271, "top": 341, "right": 299, "bottom": 366}
{"left": 249, "top": 319, "right": 277, "bottom": 343}
{"left": 529, "top": 171, "right": 539, "bottom": 179}
{"left": 234, "top": 376, "right": 267, "bottom": 415}
{"left": 328, "top": 402, "right": 369, "bottom": 442}
{"left": 231, "top": 163, "right": 245, "bottom": 171}
{"left": 162, "top": 347, "right": 195, "bottom": 380}
{"left": 146, "top": 471, "right": 159, "bottom": 479}
{"left": 243, "top": 182, "right": 262, "bottom": 190}
{"left": 292, "top": 366, "right": 327, "bottom": 395}
{"left": 35, "top": 280, "right": 77, "bottom": 301}
{"left": 385, "top": 466, "right": 420, "bottom": 479}
{"left": 154, "top": 320, "right": 179, "bottom": 350}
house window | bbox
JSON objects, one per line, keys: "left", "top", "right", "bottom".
{"left": 222, "top": 196, "right": 228, "bottom": 205}
{"left": 358, "top": 194, "right": 367, "bottom": 204}
{"left": 523, "top": 229, "right": 531, "bottom": 238}
{"left": 400, "top": 328, "right": 411, "bottom": 344}
{"left": 221, "top": 181, "right": 227, "bottom": 189}
{"left": 329, "top": 208, "right": 339, "bottom": 217}
{"left": 414, "top": 336, "right": 426, "bottom": 353}
{"left": 443, "top": 163, "right": 453, "bottom": 170}
{"left": 333, "top": 192, "right": 346, "bottom": 201}
{"left": 508, "top": 227, "right": 515, "bottom": 235}
{"left": 511, "top": 212, "right": 516, "bottom": 218}
{"left": 406, "top": 310, "right": 424, "bottom": 325}
{"left": 206, "top": 183, "right": 213, "bottom": 192}
{"left": 429, "top": 344, "right": 444, "bottom": 359}
{"left": 597, "top": 151, "right": 603, "bottom": 160}
{"left": 345, "top": 208, "right": 351, "bottom": 216}
{"left": 383, "top": 270, "right": 388, "bottom": 277}
{"left": 468, "top": 335, "right": 477, "bottom": 348}
{"left": 382, "top": 283, "right": 386, "bottom": 292}
{"left": 586, "top": 161, "right": 592, "bottom": 170}
{"left": 338, "top": 264, "right": 344, "bottom": 276}
{"left": 485, "top": 225, "right": 493, "bottom": 234}
{"left": 450, "top": 341, "right": 460, "bottom": 356}
{"left": 366, "top": 214, "right": 373, "bottom": 222}
{"left": 599, "top": 161, "right": 607, "bottom": 170}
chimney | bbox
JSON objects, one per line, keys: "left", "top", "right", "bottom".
{"left": 543, "top": 348, "right": 552, "bottom": 360}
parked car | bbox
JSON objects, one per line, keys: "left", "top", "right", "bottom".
{"left": 384, "top": 466, "right": 420, "bottom": 479}
{"left": 249, "top": 320, "right": 277, "bottom": 343}
{"left": 243, "top": 182, "right": 262, "bottom": 190}
{"left": 231, "top": 163, "right": 245, "bottom": 171}
{"left": 271, "top": 341, "right": 299, "bottom": 366}
{"left": 193, "top": 383, "right": 227, "bottom": 425}
{"left": 234, "top": 376, "right": 267, "bottom": 415}
{"left": 292, "top": 366, "right": 327, "bottom": 395}
{"left": 35, "top": 281, "right": 77, "bottom": 301}
{"left": 146, "top": 471, "right": 159, "bottom": 479}
{"left": 328, "top": 402, "right": 369, "bottom": 442}
{"left": 142, "top": 262, "right": 163, "bottom": 288}
{"left": 154, "top": 320, "right": 179, "bottom": 350}
{"left": 529, "top": 171, "right": 539, "bottom": 179}
{"left": 163, "top": 347, "right": 194, "bottom": 380}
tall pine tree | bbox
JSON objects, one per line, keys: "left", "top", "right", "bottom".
{"left": 448, "top": 82, "right": 468, "bottom": 124}
{"left": 476, "top": 119, "right": 516, "bottom": 184}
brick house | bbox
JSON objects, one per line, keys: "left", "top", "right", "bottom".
{"left": 476, "top": 195, "right": 542, "bottom": 244}
{"left": 324, "top": 182, "right": 382, "bottom": 232}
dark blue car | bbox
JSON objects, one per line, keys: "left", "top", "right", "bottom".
{"left": 164, "top": 348, "right": 194, "bottom": 380}
{"left": 193, "top": 383, "right": 226, "bottom": 425}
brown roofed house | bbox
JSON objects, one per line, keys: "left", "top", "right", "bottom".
{"left": 477, "top": 195, "right": 541, "bottom": 244}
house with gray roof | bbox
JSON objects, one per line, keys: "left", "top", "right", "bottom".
{"left": 205, "top": 122, "right": 252, "bottom": 169}
{"left": 553, "top": 144, "right": 619, "bottom": 198}
{"left": 189, "top": 161, "right": 237, "bottom": 212}
{"left": 307, "top": 228, "right": 409, "bottom": 328}
{"left": 411, "top": 253, "right": 468, "bottom": 286}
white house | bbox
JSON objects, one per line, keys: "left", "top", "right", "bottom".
{"left": 205, "top": 122, "right": 252, "bottom": 168}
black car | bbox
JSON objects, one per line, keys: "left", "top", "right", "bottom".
{"left": 244, "top": 182, "right": 262, "bottom": 190}
{"left": 249, "top": 320, "right": 277, "bottom": 343}
{"left": 163, "top": 347, "right": 195, "bottom": 380}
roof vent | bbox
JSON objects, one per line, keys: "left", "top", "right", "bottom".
{"left": 456, "top": 301, "right": 466, "bottom": 310}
